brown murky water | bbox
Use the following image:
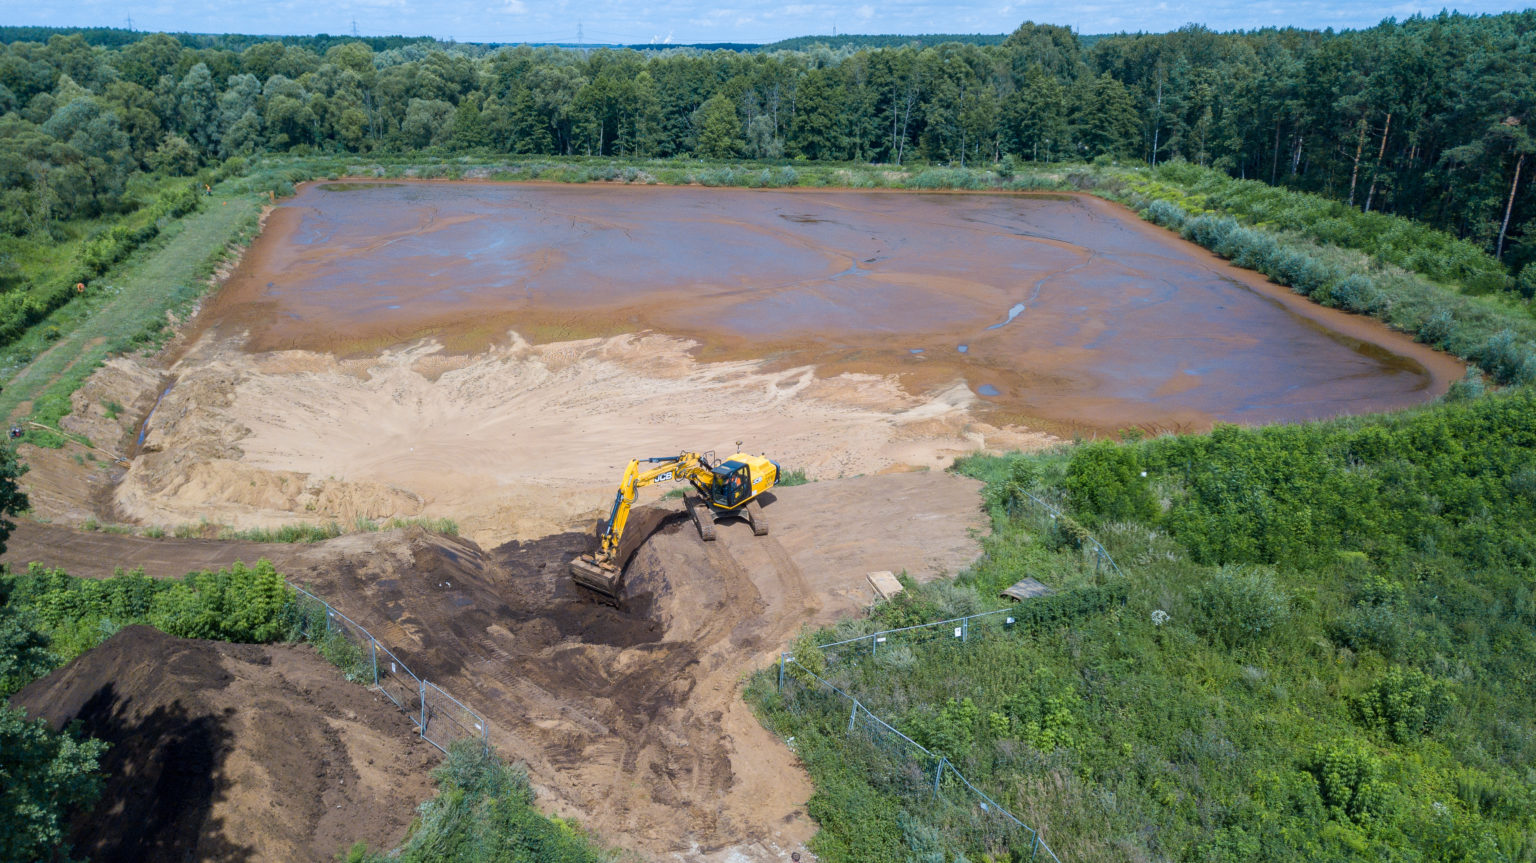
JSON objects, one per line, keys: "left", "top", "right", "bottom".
{"left": 205, "top": 181, "right": 1462, "bottom": 432}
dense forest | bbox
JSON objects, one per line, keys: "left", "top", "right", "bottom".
{"left": 1, "top": 13, "right": 1533, "bottom": 275}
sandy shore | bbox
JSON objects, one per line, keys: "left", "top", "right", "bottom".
{"left": 107, "top": 329, "right": 1051, "bottom": 545}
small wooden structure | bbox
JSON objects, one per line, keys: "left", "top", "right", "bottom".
{"left": 1000, "top": 577, "right": 1054, "bottom": 602}
{"left": 866, "top": 570, "right": 904, "bottom": 601}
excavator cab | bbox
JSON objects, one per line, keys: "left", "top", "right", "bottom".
{"left": 710, "top": 461, "right": 753, "bottom": 509}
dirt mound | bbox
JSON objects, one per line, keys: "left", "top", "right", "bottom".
{"left": 4, "top": 471, "right": 988, "bottom": 861}
{"left": 97, "top": 329, "right": 1046, "bottom": 546}
{"left": 10, "top": 625, "right": 439, "bottom": 863}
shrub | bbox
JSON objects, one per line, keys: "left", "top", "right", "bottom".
{"left": 1307, "top": 740, "right": 1387, "bottom": 824}
{"left": 1517, "top": 264, "right": 1536, "bottom": 300}
{"left": 1190, "top": 566, "right": 1291, "bottom": 648}
{"left": 1417, "top": 309, "right": 1455, "bottom": 348}
{"left": 5, "top": 559, "right": 294, "bottom": 660}
{"left": 904, "top": 696, "right": 980, "bottom": 760}
{"left": 1144, "top": 198, "right": 1188, "bottom": 230}
{"left": 0, "top": 704, "right": 107, "bottom": 863}
{"left": 1047, "top": 512, "right": 1093, "bottom": 551}
{"left": 1353, "top": 666, "right": 1455, "bottom": 743}
{"left": 1065, "top": 440, "right": 1157, "bottom": 526}
{"left": 1329, "top": 274, "right": 1387, "bottom": 314}
{"left": 351, "top": 739, "right": 607, "bottom": 862}
{"left": 778, "top": 468, "right": 810, "bottom": 487}
{"left": 1473, "top": 330, "right": 1536, "bottom": 385}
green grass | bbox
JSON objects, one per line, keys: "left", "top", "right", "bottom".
{"left": 247, "top": 151, "right": 1074, "bottom": 195}
{"left": 0, "top": 180, "right": 265, "bottom": 445}
{"left": 749, "top": 387, "right": 1536, "bottom": 863}
{"left": 200, "top": 515, "right": 460, "bottom": 543}
{"left": 216, "top": 522, "right": 345, "bottom": 543}
{"left": 343, "top": 740, "right": 610, "bottom": 863}
{"left": 777, "top": 467, "right": 811, "bottom": 487}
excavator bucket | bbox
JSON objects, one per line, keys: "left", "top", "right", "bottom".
{"left": 570, "top": 554, "right": 624, "bottom": 600}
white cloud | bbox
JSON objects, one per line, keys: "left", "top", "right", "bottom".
{"left": 503, "top": 0, "right": 527, "bottom": 12}
{"left": 855, "top": 4, "right": 874, "bottom": 21}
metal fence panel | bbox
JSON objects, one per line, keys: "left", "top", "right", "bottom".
{"left": 778, "top": 658, "right": 1061, "bottom": 863}
{"left": 422, "top": 680, "right": 490, "bottom": 753}
{"left": 289, "top": 584, "right": 487, "bottom": 756}
{"left": 373, "top": 641, "right": 419, "bottom": 714}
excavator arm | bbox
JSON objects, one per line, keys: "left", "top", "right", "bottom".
{"left": 593, "top": 453, "right": 706, "bottom": 564}
{"left": 570, "top": 451, "right": 711, "bottom": 598}
{"left": 569, "top": 447, "right": 781, "bottom": 601}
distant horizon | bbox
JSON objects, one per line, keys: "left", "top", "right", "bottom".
{"left": 7, "top": 1, "right": 1534, "bottom": 47}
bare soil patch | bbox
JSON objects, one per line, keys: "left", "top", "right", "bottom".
{"left": 6, "top": 471, "right": 988, "bottom": 861}
{"left": 9, "top": 625, "right": 439, "bottom": 863}
{"left": 104, "top": 329, "right": 1041, "bottom": 546}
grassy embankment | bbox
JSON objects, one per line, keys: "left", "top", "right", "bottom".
{"left": 0, "top": 561, "right": 610, "bottom": 863}
{"left": 0, "top": 176, "right": 265, "bottom": 448}
{"left": 748, "top": 387, "right": 1536, "bottom": 862}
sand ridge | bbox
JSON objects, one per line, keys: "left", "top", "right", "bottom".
{"left": 113, "top": 328, "right": 1051, "bottom": 545}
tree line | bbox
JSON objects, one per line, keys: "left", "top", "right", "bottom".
{"left": 1, "top": 13, "right": 1532, "bottom": 274}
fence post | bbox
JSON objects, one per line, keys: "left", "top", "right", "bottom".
{"left": 371, "top": 638, "right": 378, "bottom": 686}
{"left": 871, "top": 634, "right": 877, "bottom": 657}
{"left": 848, "top": 699, "right": 860, "bottom": 733}
{"left": 933, "top": 756, "right": 947, "bottom": 797}
{"left": 1031, "top": 830, "right": 1041, "bottom": 860}
{"left": 778, "top": 653, "right": 787, "bottom": 690}
{"left": 419, "top": 679, "right": 427, "bottom": 737}
{"left": 962, "top": 617, "right": 969, "bottom": 643}
{"left": 325, "top": 604, "right": 333, "bottom": 637}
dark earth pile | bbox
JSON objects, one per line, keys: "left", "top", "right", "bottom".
{"left": 10, "top": 625, "right": 439, "bottom": 863}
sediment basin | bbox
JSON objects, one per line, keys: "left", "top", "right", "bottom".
{"left": 202, "top": 181, "right": 1459, "bottom": 432}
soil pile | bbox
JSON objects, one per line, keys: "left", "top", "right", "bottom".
{"left": 10, "top": 625, "right": 439, "bottom": 863}
{"left": 4, "top": 470, "right": 989, "bottom": 861}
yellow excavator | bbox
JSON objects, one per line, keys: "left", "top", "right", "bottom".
{"left": 569, "top": 447, "right": 781, "bottom": 599}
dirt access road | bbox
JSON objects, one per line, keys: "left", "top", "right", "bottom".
{"left": 6, "top": 470, "right": 988, "bottom": 861}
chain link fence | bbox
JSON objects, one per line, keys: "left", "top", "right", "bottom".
{"left": 815, "top": 486, "right": 1129, "bottom": 667}
{"left": 1005, "top": 486, "right": 1127, "bottom": 580}
{"left": 289, "top": 585, "right": 489, "bottom": 755}
{"left": 776, "top": 655, "right": 1061, "bottom": 862}
{"left": 762, "top": 485, "right": 1134, "bottom": 860}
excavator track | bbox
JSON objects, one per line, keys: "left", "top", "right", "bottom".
{"left": 746, "top": 498, "right": 769, "bottom": 536}
{"left": 690, "top": 498, "right": 718, "bottom": 541}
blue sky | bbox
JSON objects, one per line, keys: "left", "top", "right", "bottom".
{"left": 9, "top": 0, "right": 1535, "bottom": 44}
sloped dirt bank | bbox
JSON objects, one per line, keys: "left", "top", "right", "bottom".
{"left": 10, "top": 625, "right": 439, "bottom": 863}
{"left": 5, "top": 470, "right": 987, "bottom": 861}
